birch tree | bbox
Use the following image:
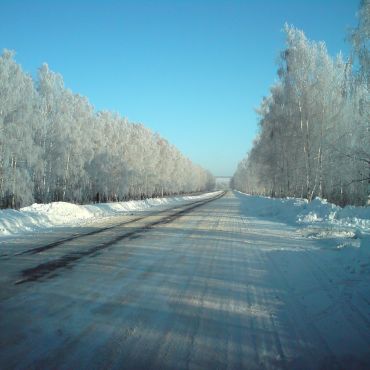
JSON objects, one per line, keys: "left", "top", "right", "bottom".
{"left": 233, "top": 22, "right": 369, "bottom": 206}
{"left": 0, "top": 50, "right": 39, "bottom": 208}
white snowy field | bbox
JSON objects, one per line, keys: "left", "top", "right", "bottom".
{"left": 0, "top": 192, "right": 221, "bottom": 238}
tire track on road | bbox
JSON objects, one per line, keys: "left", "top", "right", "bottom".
{"left": 15, "top": 193, "right": 225, "bottom": 257}
{"left": 15, "top": 192, "right": 225, "bottom": 285}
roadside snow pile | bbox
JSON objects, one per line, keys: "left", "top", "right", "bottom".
{"left": 236, "top": 191, "right": 370, "bottom": 249}
{"left": 297, "top": 197, "right": 370, "bottom": 228}
{"left": 237, "top": 193, "right": 306, "bottom": 224}
{"left": 297, "top": 198, "right": 369, "bottom": 249}
{"left": 0, "top": 192, "right": 220, "bottom": 237}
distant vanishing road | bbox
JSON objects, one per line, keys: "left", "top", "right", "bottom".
{"left": 0, "top": 192, "right": 369, "bottom": 369}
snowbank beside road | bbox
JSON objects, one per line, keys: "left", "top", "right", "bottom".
{"left": 0, "top": 192, "right": 221, "bottom": 237}
{"left": 297, "top": 197, "right": 370, "bottom": 250}
{"left": 236, "top": 191, "right": 370, "bottom": 249}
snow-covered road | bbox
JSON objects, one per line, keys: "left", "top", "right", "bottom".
{"left": 0, "top": 191, "right": 369, "bottom": 369}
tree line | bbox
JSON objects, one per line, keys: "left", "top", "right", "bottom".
{"left": 232, "top": 1, "right": 369, "bottom": 206}
{"left": 0, "top": 53, "right": 215, "bottom": 209}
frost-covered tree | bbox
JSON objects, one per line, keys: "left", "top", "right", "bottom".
{"left": 349, "top": 0, "right": 370, "bottom": 203}
{"left": 0, "top": 50, "right": 40, "bottom": 208}
{"left": 0, "top": 52, "right": 214, "bottom": 208}
{"left": 233, "top": 22, "right": 369, "bottom": 206}
{"left": 350, "top": 0, "right": 370, "bottom": 88}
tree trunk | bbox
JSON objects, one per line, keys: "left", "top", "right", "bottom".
{"left": 62, "top": 151, "right": 70, "bottom": 201}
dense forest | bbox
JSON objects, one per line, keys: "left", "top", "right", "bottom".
{"left": 232, "top": 0, "right": 369, "bottom": 206}
{"left": 0, "top": 53, "right": 215, "bottom": 209}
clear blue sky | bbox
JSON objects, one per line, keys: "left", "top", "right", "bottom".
{"left": 0, "top": 0, "right": 359, "bottom": 176}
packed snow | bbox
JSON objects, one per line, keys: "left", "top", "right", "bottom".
{"left": 1, "top": 191, "right": 369, "bottom": 368}
{"left": 0, "top": 192, "right": 221, "bottom": 238}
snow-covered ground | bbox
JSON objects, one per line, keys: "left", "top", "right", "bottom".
{"left": 237, "top": 191, "right": 370, "bottom": 250}
{"left": 0, "top": 192, "right": 221, "bottom": 238}
{"left": 0, "top": 191, "right": 369, "bottom": 368}
{"left": 236, "top": 192, "right": 370, "bottom": 306}
{"left": 1, "top": 190, "right": 369, "bottom": 249}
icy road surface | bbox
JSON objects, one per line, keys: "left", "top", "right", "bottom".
{"left": 0, "top": 191, "right": 369, "bottom": 369}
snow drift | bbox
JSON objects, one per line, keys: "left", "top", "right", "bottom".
{"left": 0, "top": 192, "right": 221, "bottom": 238}
{"left": 236, "top": 191, "right": 370, "bottom": 249}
